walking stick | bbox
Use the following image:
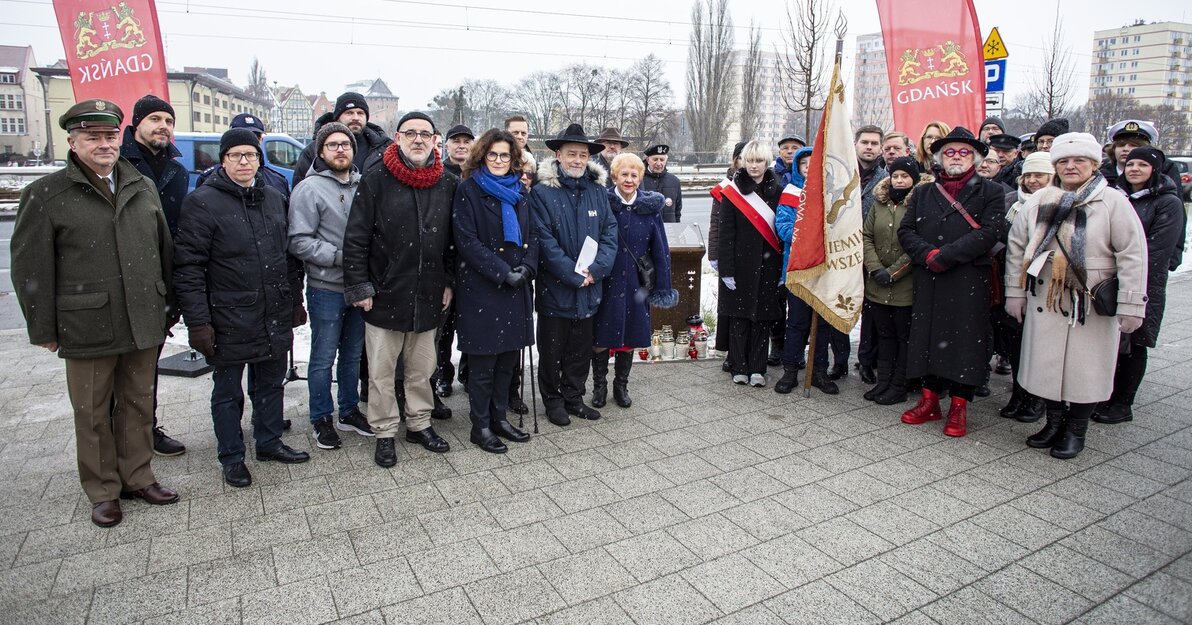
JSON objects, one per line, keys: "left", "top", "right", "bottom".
{"left": 803, "top": 311, "right": 820, "bottom": 398}
{"left": 517, "top": 347, "right": 526, "bottom": 430}
{"left": 528, "top": 345, "right": 539, "bottom": 434}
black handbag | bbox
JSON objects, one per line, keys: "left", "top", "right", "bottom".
{"left": 1055, "top": 237, "right": 1118, "bottom": 316}
{"left": 634, "top": 252, "right": 655, "bottom": 293}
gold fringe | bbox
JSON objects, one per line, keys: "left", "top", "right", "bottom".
{"left": 1047, "top": 252, "right": 1068, "bottom": 313}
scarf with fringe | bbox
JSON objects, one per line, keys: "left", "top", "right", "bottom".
{"left": 1018, "top": 173, "right": 1105, "bottom": 322}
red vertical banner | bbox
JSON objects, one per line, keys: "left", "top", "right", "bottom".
{"left": 51, "top": 0, "right": 170, "bottom": 117}
{"left": 876, "top": 0, "right": 985, "bottom": 138}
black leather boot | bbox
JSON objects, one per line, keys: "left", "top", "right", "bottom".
{"left": 612, "top": 351, "right": 633, "bottom": 408}
{"left": 864, "top": 360, "right": 892, "bottom": 401}
{"left": 874, "top": 364, "right": 908, "bottom": 405}
{"left": 774, "top": 366, "right": 800, "bottom": 394}
{"left": 590, "top": 351, "right": 609, "bottom": 408}
{"left": 1000, "top": 383, "right": 1025, "bottom": 418}
{"left": 1050, "top": 410, "right": 1088, "bottom": 460}
{"left": 1014, "top": 394, "right": 1046, "bottom": 423}
{"left": 1026, "top": 407, "right": 1065, "bottom": 449}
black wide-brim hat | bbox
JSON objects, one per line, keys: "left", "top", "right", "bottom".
{"left": 931, "top": 126, "right": 988, "bottom": 157}
{"left": 545, "top": 123, "right": 605, "bottom": 152}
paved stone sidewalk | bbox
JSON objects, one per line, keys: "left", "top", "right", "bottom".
{"left": 1, "top": 277, "right": 1190, "bottom": 625}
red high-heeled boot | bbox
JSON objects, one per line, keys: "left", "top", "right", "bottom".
{"left": 901, "top": 388, "right": 942, "bottom": 424}
{"left": 943, "top": 396, "right": 968, "bottom": 437}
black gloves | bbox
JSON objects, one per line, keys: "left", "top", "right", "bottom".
{"left": 870, "top": 268, "right": 893, "bottom": 287}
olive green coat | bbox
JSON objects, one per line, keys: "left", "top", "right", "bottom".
{"left": 862, "top": 174, "right": 933, "bottom": 307}
{"left": 12, "top": 154, "right": 174, "bottom": 359}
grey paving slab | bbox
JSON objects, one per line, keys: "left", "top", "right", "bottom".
{"left": 613, "top": 573, "right": 723, "bottom": 625}
{"left": 186, "top": 549, "right": 277, "bottom": 608}
{"left": 605, "top": 529, "right": 702, "bottom": 583}
{"left": 764, "top": 579, "right": 881, "bottom": 625}
{"left": 52, "top": 538, "right": 148, "bottom": 595}
{"left": 1071, "top": 594, "right": 1185, "bottom": 625}
{"left": 599, "top": 488, "right": 689, "bottom": 536}
{"left": 142, "top": 597, "right": 242, "bottom": 625}
{"left": 974, "top": 564, "right": 1094, "bottom": 625}
{"left": 476, "top": 522, "right": 570, "bottom": 573}
{"left": 680, "top": 553, "right": 786, "bottom": 613}
{"left": 148, "top": 521, "right": 234, "bottom": 572}
{"left": 538, "top": 547, "right": 637, "bottom": 606}
{"left": 825, "top": 558, "right": 938, "bottom": 622}
{"left": 1124, "top": 570, "right": 1192, "bottom": 622}
{"left": 406, "top": 539, "right": 499, "bottom": 594}
{"left": 241, "top": 576, "right": 339, "bottom": 625}
{"left": 381, "top": 586, "right": 484, "bottom": 625}
{"left": 1017, "top": 543, "right": 1135, "bottom": 603}
{"left": 466, "top": 566, "right": 566, "bottom": 625}
{"left": 741, "top": 533, "right": 844, "bottom": 590}
{"left": 797, "top": 517, "right": 896, "bottom": 566}
{"left": 919, "top": 586, "right": 1035, "bottom": 625}
{"left": 543, "top": 507, "right": 632, "bottom": 553}
{"left": 272, "top": 533, "right": 360, "bottom": 585}
{"left": 667, "top": 512, "right": 760, "bottom": 562}
{"left": 331, "top": 559, "right": 422, "bottom": 617}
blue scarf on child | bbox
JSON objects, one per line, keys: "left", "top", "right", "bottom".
{"left": 473, "top": 166, "right": 524, "bottom": 246}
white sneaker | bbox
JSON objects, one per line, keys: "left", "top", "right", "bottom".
{"left": 750, "top": 374, "right": 766, "bottom": 387}
{"left": 732, "top": 374, "right": 748, "bottom": 385}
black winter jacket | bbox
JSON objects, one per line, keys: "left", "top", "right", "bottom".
{"left": 1126, "top": 175, "right": 1184, "bottom": 347}
{"left": 641, "top": 168, "right": 683, "bottom": 222}
{"left": 342, "top": 154, "right": 459, "bottom": 333}
{"left": 120, "top": 127, "right": 188, "bottom": 237}
{"left": 292, "top": 121, "right": 393, "bottom": 188}
{"left": 173, "top": 169, "right": 304, "bottom": 365}
{"left": 1102, "top": 158, "right": 1186, "bottom": 269}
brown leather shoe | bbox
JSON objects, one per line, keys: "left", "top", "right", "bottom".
{"left": 120, "top": 483, "right": 179, "bottom": 505}
{"left": 91, "top": 500, "right": 123, "bottom": 527}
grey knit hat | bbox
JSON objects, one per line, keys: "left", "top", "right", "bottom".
{"left": 315, "top": 121, "right": 356, "bottom": 156}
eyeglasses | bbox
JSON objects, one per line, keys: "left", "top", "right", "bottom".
{"left": 399, "top": 130, "right": 434, "bottom": 142}
{"left": 486, "top": 151, "right": 512, "bottom": 163}
{"left": 323, "top": 141, "right": 353, "bottom": 152}
{"left": 941, "top": 148, "right": 974, "bottom": 158}
{"left": 224, "top": 152, "right": 259, "bottom": 163}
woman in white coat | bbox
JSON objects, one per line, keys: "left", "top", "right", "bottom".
{"left": 1004, "top": 132, "right": 1147, "bottom": 460}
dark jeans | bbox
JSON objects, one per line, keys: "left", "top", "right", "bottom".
{"left": 211, "top": 354, "right": 287, "bottom": 466}
{"left": 537, "top": 315, "right": 594, "bottom": 411}
{"left": 1111, "top": 344, "right": 1148, "bottom": 406}
{"left": 781, "top": 292, "right": 847, "bottom": 369}
{"left": 922, "top": 375, "right": 975, "bottom": 401}
{"left": 728, "top": 316, "right": 769, "bottom": 375}
{"left": 436, "top": 302, "right": 458, "bottom": 383}
{"left": 869, "top": 301, "right": 911, "bottom": 375}
{"left": 857, "top": 304, "right": 877, "bottom": 368}
{"left": 991, "top": 306, "right": 1023, "bottom": 386}
{"left": 465, "top": 351, "right": 519, "bottom": 430}
{"left": 306, "top": 286, "right": 364, "bottom": 424}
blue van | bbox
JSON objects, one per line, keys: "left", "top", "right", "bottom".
{"left": 173, "top": 132, "right": 307, "bottom": 193}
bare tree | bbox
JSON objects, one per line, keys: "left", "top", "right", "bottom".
{"left": 560, "top": 63, "right": 602, "bottom": 128}
{"left": 1026, "top": 6, "right": 1076, "bottom": 121}
{"left": 627, "top": 54, "right": 676, "bottom": 148}
{"left": 589, "top": 69, "right": 626, "bottom": 132}
{"left": 514, "top": 71, "right": 564, "bottom": 136}
{"left": 685, "top": 0, "right": 736, "bottom": 157}
{"left": 245, "top": 57, "right": 269, "bottom": 101}
{"left": 462, "top": 79, "right": 511, "bottom": 131}
{"left": 738, "top": 23, "right": 763, "bottom": 140}
{"left": 776, "top": 0, "right": 834, "bottom": 140}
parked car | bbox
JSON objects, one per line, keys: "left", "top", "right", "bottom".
{"left": 1168, "top": 156, "right": 1191, "bottom": 202}
{"left": 173, "top": 132, "right": 305, "bottom": 193}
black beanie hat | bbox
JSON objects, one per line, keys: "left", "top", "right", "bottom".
{"left": 219, "top": 128, "right": 262, "bottom": 162}
{"left": 1125, "top": 146, "right": 1165, "bottom": 175}
{"left": 980, "top": 116, "right": 1005, "bottom": 133}
{"left": 131, "top": 94, "right": 174, "bottom": 129}
{"left": 888, "top": 156, "right": 921, "bottom": 180}
{"left": 1035, "top": 118, "right": 1070, "bottom": 140}
{"left": 333, "top": 92, "right": 369, "bottom": 121}
{"left": 397, "top": 111, "right": 437, "bottom": 133}
{"left": 732, "top": 141, "right": 748, "bottom": 160}
{"left": 315, "top": 121, "right": 357, "bottom": 156}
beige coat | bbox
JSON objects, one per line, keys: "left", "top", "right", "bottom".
{"left": 1005, "top": 180, "right": 1147, "bottom": 404}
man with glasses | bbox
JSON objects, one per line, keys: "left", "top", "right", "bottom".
{"left": 435, "top": 124, "right": 475, "bottom": 397}
{"left": 292, "top": 92, "right": 393, "bottom": 188}
{"left": 13, "top": 99, "right": 179, "bottom": 527}
{"left": 288, "top": 122, "right": 373, "bottom": 451}
{"left": 881, "top": 131, "right": 913, "bottom": 167}
{"left": 174, "top": 128, "right": 311, "bottom": 488}
{"left": 774, "top": 134, "right": 805, "bottom": 186}
{"left": 197, "top": 113, "right": 291, "bottom": 199}
{"left": 501, "top": 114, "right": 533, "bottom": 416}
{"left": 343, "top": 112, "right": 459, "bottom": 467}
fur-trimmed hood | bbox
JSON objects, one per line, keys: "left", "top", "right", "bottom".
{"left": 536, "top": 156, "right": 608, "bottom": 189}
{"left": 608, "top": 186, "right": 665, "bottom": 215}
{"left": 873, "top": 172, "right": 935, "bottom": 205}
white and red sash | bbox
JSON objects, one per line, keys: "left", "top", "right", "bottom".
{"left": 779, "top": 183, "right": 802, "bottom": 211}
{"left": 710, "top": 178, "right": 730, "bottom": 202}
{"left": 722, "top": 181, "right": 781, "bottom": 252}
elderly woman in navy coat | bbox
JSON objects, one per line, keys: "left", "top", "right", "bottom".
{"left": 452, "top": 129, "right": 538, "bottom": 454}
{"left": 591, "top": 153, "right": 678, "bottom": 409}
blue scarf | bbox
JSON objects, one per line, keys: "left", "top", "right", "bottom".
{"left": 773, "top": 157, "right": 791, "bottom": 187}
{"left": 473, "top": 166, "right": 524, "bottom": 246}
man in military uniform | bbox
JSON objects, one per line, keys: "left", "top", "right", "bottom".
{"left": 640, "top": 144, "right": 683, "bottom": 223}
{"left": 12, "top": 100, "right": 179, "bottom": 527}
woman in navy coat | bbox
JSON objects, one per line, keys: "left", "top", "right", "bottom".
{"left": 592, "top": 153, "right": 678, "bottom": 409}
{"left": 452, "top": 129, "right": 539, "bottom": 454}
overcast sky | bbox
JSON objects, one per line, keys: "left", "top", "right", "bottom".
{"left": 3, "top": 0, "right": 1189, "bottom": 114}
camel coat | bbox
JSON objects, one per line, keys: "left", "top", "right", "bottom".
{"left": 1005, "top": 180, "right": 1147, "bottom": 404}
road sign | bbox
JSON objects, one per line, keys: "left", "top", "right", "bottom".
{"left": 985, "top": 60, "right": 1006, "bottom": 92}
{"left": 986, "top": 92, "right": 1004, "bottom": 111}
{"left": 983, "top": 27, "right": 1009, "bottom": 60}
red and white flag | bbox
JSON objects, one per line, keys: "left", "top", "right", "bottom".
{"left": 876, "top": 0, "right": 985, "bottom": 139}
{"left": 52, "top": 0, "right": 170, "bottom": 119}
{"left": 785, "top": 56, "right": 864, "bottom": 334}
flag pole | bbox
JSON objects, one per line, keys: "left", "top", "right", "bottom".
{"left": 803, "top": 314, "right": 819, "bottom": 397}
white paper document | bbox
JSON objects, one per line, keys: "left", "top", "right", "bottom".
{"left": 575, "top": 236, "right": 598, "bottom": 275}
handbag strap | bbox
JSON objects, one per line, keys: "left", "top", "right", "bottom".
{"left": 935, "top": 183, "right": 981, "bottom": 230}
{"left": 1052, "top": 235, "right": 1092, "bottom": 293}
